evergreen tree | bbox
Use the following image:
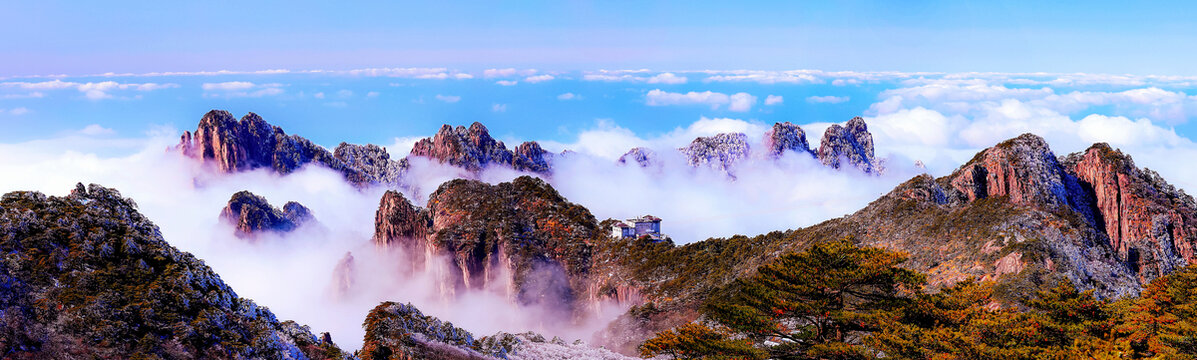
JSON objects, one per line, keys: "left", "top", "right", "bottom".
{"left": 704, "top": 240, "right": 925, "bottom": 359}
{"left": 639, "top": 323, "right": 764, "bottom": 360}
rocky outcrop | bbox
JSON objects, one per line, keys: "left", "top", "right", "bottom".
{"left": 409, "top": 122, "right": 517, "bottom": 172}
{"left": 361, "top": 302, "right": 499, "bottom": 360}
{"left": 361, "top": 301, "right": 632, "bottom": 360}
{"left": 178, "top": 110, "right": 279, "bottom": 172}
{"left": 679, "top": 133, "right": 751, "bottom": 173}
{"left": 618, "top": 147, "right": 658, "bottom": 168}
{"left": 945, "top": 134, "right": 1096, "bottom": 219}
{"left": 372, "top": 176, "right": 597, "bottom": 315}
{"left": 1063, "top": 143, "right": 1197, "bottom": 282}
{"left": 220, "top": 190, "right": 313, "bottom": 238}
{"left": 763, "top": 121, "right": 815, "bottom": 158}
{"left": 817, "top": 117, "right": 880, "bottom": 173}
{"left": 333, "top": 143, "right": 409, "bottom": 187}
{"left": 373, "top": 190, "right": 433, "bottom": 273}
{"left": 177, "top": 110, "right": 406, "bottom": 188}
{"left": 512, "top": 141, "right": 553, "bottom": 173}
{"left": 0, "top": 184, "right": 347, "bottom": 359}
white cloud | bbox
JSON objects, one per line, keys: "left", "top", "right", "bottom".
{"left": 3, "top": 107, "right": 30, "bottom": 115}
{"left": 314, "top": 92, "right": 325, "bottom": 99}
{"left": 645, "top": 89, "right": 756, "bottom": 112}
{"left": 201, "top": 82, "right": 285, "bottom": 98}
{"left": 385, "top": 136, "right": 423, "bottom": 156}
{"left": 765, "top": 95, "right": 784, "bottom": 106}
{"left": 728, "top": 93, "right": 757, "bottom": 112}
{"left": 646, "top": 72, "right": 687, "bottom": 84}
{"left": 524, "top": 74, "right": 555, "bottom": 83}
{"left": 337, "top": 89, "right": 354, "bottom": 98}
{"left": 495, "top": 80, "right": 518, "bottom": 86}
{"left": 872, "top": 80, "right": 1197, "bottom": 125}
{"left": 492, "top": 103, "right": 507, "bottom": 112}
{"left": 557, "top": 93, "right": 580, "bottom": 101}
{"left": 435, "top": 94, "right": 461, "bottom": 103}
{"left": 806, "top": 95, "right": 849, "bottom": 104}
{"left": 78, "top": 124, "right": 116, "bottom": 136}
{"left": 201, "top": 81, "right": 256, "bottom": 91}
{"left": 366, "top": 91, "right": 379, "bottom": 98}
{"left": 484, "top": 68, "right": 537, "bottom": 78}
{"left": 331, "top": 67, "right": 471, "bottom": 79}
{"left": 0, "top": 80, "right": 178, "bottom": 100}
{"left": 581, "top": 71, "right": 687, "bottom": 84}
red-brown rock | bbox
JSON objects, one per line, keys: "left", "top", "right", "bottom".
{"left": 1067, "top": 143, "right": 1196, "bottom": 281}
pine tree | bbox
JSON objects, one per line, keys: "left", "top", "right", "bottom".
{"left": 639, "top": 323, "right": 764, "bottom": 360}
{"left": 704, "top": 239, "right": 925, "bottom": 359}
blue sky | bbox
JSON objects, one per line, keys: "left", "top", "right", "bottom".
{"left": 3, "top": 1, "right": 1197, "bottom": 186}
{"left": 5, "top": 1, "right": 1197, "bottom": 76}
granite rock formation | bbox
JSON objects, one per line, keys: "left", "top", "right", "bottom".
{"left": 617, "top": 147, "right": 658, "bottom": 168}
{"left": 763, "top": 121, "right": 815, "bottom": 158}
{"left": 177, "top": 110, "right": 405, "bottom": 188}
{"left": 1063, "top": 143, "right": 1197, "bottom": 283}
{"left": 361, "top": 301, "right": 634, "bottom": 359}
{"left": 817, "top": 117, "right": 880, "bottom": 173}
{"left": 410, "top": 123, "right": 514, "bottom": 172}
{"left": 512, "top": 141, "right": 553, "bottom": 173}
{"left": 679, "top": 133, "right": 751, "bottom": 173}
{"left": 0, "top": 183, "right": 347, "bottom": 359}
{"left": 220, "top": 190, "right": 313, "bottom": 238}
{"left": 372, "top": 177, "right": 598, "bottom": 315}
{"left": 333, "top": 143, "right": 409, "bottom": 187}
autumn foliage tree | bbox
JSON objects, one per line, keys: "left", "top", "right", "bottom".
{"left": 1116, "top": 266, "right": 1197, "bottom": 357}
{"left": 693, "top": 240, "right": 924, "bottom": 359}
{"left": 641, "top": 240, "right": 1197, "bottom": 359}
{"left": 639, "top": 323, "right": 764, "bottom": 360}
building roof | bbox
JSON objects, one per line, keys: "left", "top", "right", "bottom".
{"left": 613, "top": 222, "right": 632, "bottom": 228}
{"left": 629, "top": 214, "right": 661, "bottom": 223}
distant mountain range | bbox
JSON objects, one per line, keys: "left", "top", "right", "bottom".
{"left": 2, "top": 110, "right": 1194, "bottom": 358}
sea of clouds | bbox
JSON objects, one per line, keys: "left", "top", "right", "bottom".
{"left": 2, "top": 70, "right": 1196, "bottom": 352}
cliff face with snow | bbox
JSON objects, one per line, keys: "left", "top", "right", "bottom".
{"left": 763, "top": 121, "right": 816, "bottom": 159}
{"left": 679, "top": 133, "right": 751, "bottom": 173}
{"left": 816, "top": 116, "right": 880, "bottom": 173}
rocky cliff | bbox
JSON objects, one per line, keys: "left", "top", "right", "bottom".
{"left": 679, "top": 133, "right": 751, "bottom": 173}
{"left": 763, "top": 121, "right": 815, "bottom": 159}
{"left": 0, "top": 184, "right": 347, "bottom": 359}
{"left": 333, "top": 143, "right": 409, "bottom": 188}
{"left": 512, "top": 141, "right": 553, "bottom": 173}
{"left": 618, "top": 118, "right": 873, "bottom": 173}
{"left": 177, "top": 110, "right": 406, "bottom": 188}
{"left": 1063, "top": 143, "right": 1197, "bottom": 283}
{"left": 817, "top": 117, "right": 880, "bottom": 173}
{"left": 372, "top": 177, "right": 598, "bottom": 315}
{"left": 360, "top": 301, "right": 634, "bottom": 360}
{"left": 617, "top": 147, "right": 658, "bottom": 168}
{"left": 219, "top": 190, "right": 313, "bottom": 238}
{"left": 408, "top": 123, "right": 552, "bottom": 174}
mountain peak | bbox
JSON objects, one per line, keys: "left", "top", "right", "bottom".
{"left": 680, "top": 132, "right": 751, "bottom": 172}
{"left": 763, "top": 121, "right": 815, "bottom": 159}
{"left": 409, "top": 122, "right": 517, "bottom": 172}
{"left": 219, "top": 190, "right": 312, "bottom": 238}
{"left": 817, "top": 117, "right": 879, "bottom": 173}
